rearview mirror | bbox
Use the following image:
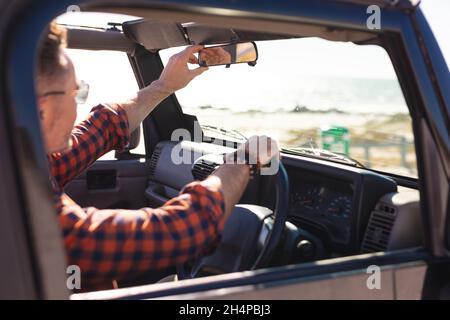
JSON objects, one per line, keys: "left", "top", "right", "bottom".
{"left": 198, "top": 42, "right": 258, "bottom": 67}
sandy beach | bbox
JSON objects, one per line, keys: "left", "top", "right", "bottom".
{"left": 192, "top": 109, "right": 417, "bottom": 177}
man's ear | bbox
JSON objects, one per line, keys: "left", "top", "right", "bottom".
{"left": 35, "top": 77, "right": 48, "bottom": 120}
{"left": 37, "top": 97, "right": 46, "bottom": 120}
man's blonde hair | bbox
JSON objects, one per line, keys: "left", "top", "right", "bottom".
{"left": 37, "top": 21, "right": 67, "bottom": 79}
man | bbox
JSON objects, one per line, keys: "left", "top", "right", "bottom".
{"left": 36, "top": 22, "right": 278, "bottom": 291}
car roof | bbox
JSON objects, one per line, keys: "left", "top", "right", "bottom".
{"left": 63, "top": 0, "right": 421, "bottom": 51}
{"left": 329, "top": 0, "right": 419, "bottom": 10}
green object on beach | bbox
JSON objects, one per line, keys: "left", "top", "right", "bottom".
{"left": 320, "top": 126, "right": 350, "bottom": 155}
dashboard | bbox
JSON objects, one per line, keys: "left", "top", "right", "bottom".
{"left": 146, "top": 141, "right": 399, "bottom": 255}
{"left": 282, "top": 155, "right": 398, "bottom": 254}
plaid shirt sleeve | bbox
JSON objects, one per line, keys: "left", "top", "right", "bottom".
{"left": 56, "top": 178, "right": 225, "bottom": 291}
{"left": 49, "top": 104, "right": 130, "bottom": 188}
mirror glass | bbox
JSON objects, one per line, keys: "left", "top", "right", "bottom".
{"left": 198, "top": 42, "right": 258, "bottom": 67}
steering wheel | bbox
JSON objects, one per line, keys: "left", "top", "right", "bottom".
{"left": 177, "top": 159, "right": 289, "bottom": 279}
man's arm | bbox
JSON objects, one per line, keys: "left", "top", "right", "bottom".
{"left": 115, "top": 45, "right": 208, "bottom": 132}
{"left": 58, "top": 165, "right": 250, "bottom": 291}
{"left": 205, "top": 164, "right": 250, "bottom": 219}
{"left": 49, "top": 46, "right": 207, "bottom": 188}
{"left": 59, "top": 178, "right": 226, "bottom": 291}
{"left": 59, "top": 136, "right": 278, "bottom": 290}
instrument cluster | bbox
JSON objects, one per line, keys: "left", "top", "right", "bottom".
{"left": 289, "top": 173, "right": 354, "bottom": 245}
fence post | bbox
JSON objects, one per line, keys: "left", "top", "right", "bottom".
{"left": 364, "top": 142, "right": 371, "bottom": 168}
{"left": 400, "top": 136, "right": 408, "bottom": 168}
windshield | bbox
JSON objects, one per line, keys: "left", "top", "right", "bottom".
{"left": 160, "top": 38, "right": 417, "bottom": 178}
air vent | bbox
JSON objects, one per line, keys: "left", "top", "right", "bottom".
{"left": 192, "top": 159, "right": 218, "bottom": 181}
{"left": 148, "top": 145, "right": 162, "bottom": 178}
{"left": 361, "top": 203, "right": 397, "bottom": 253}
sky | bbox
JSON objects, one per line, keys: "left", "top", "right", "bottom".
{"left": 420, "top": 0, "right": 450, "bottom": 64}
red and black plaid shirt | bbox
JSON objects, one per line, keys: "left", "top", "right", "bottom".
{"left": 48, "top": 104, "right": 225, "bottom": 290}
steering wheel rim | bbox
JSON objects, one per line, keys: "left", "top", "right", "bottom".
{"left": 177, "top": 159, "right": 289, "bottom": 279}
{"left": 251, "top": 160, "right": 289, "bottom": 268}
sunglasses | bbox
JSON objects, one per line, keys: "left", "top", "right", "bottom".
{"left": 39, "top": 80, "right": 89, "bottom": 104}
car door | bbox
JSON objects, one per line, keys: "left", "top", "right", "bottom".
{"left": 71, "top": 248, "right": 430, "bottom": 300}
{"left": 2, "top": 0, "right": 449, "bottom": 300}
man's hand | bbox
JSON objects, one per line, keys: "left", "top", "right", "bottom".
{"left": 199, "top": 47, "right": 232, "bottom": 66}
{"left": 116, "top": 45, "right": 209, "bottom": 132}
{"left": 207, "top": 135, "right": 280, "bottom": 219}
{"left": 225, "top": 135, "right": 280, "bottom": 167}
{"left": 158, "top": 45, "right": 209, "bottom": 94}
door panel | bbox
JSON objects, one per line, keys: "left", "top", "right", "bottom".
{"left": 153, "top": 263, "right": 426, "bottom": 300}
{"left": 162, "top": 270, "right": 396, "bottom": 300}
{"left": 71, "top": 250, "right": 428, "bottom": 300}
{"left": 65, "top": 159, "right": 151, "bottom": 210}
{"left": 394, "top": 263, "right": 428, "bottom": 299}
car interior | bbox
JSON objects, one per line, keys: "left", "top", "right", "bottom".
{"left": 57, "top": 11, "right": 424, "bottom": 289}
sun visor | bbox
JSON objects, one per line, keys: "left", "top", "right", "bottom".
{"left": 184, "top": 24, "right": 239, "bottom": 45}
{"left": 66, "top": 28, "right": 135, "bottom": 53}
{"left": 122, "top": 19, "right": 189, "bottom": 50}
{"left": 122, "top": 19, "right": 294, "bottom": 50}
{"left": 184, "top": 24, "right": 293, "bottom": 44}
